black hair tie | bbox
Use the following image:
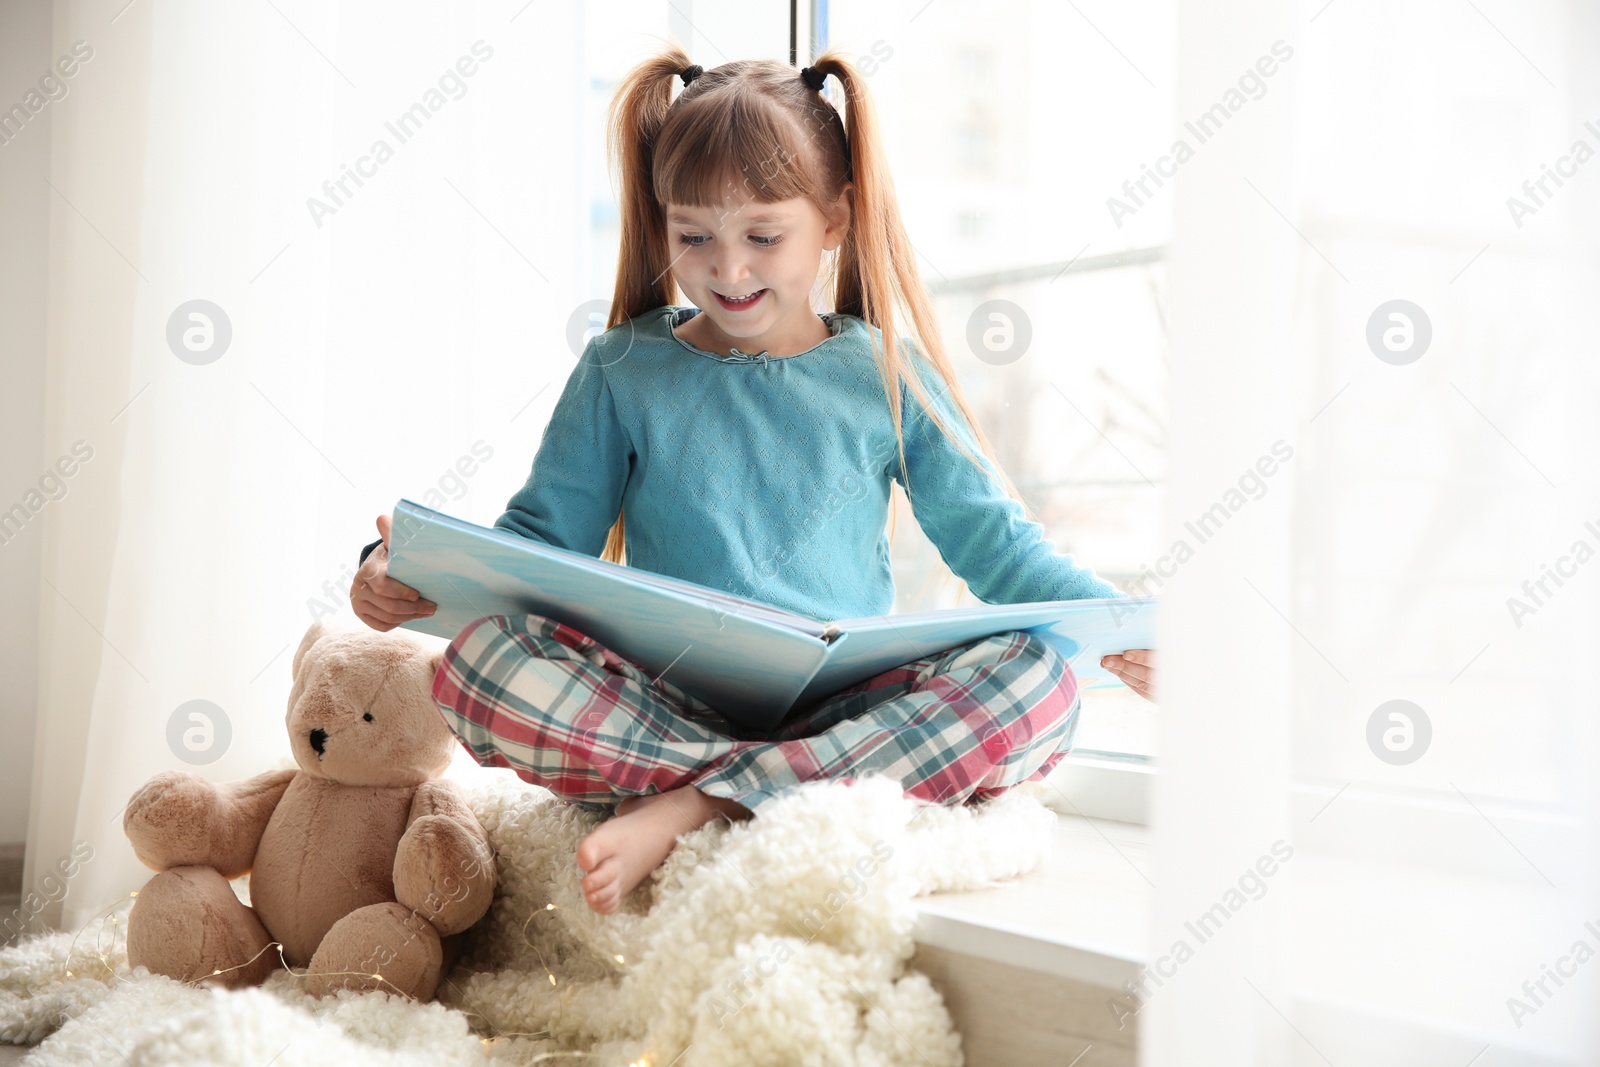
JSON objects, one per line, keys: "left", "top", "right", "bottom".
{"left": 800, "top": 65, "right": 826, "bottom": 91}
{"left": 680, "top": 64, "right": 703, "bottom": 86}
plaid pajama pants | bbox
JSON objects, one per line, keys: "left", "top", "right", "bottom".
{"left": 431, "top": 613, "right": 1082, "bottom": 812}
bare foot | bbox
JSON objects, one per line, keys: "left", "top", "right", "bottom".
{"left": 575, "top": 787, "right": 750, "bottom": 914}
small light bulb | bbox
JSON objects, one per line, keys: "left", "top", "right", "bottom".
{"left": 548, "top": 974, "right": 556, "bottom": 986}
{"left": 64, "top": 970, "right": 73, "bottom": 977}
{"left": 213, "top": 969, "right": 222, "bottom": 975}
{"left": 614, "top": 954, "right": 625, "bottom": 964}
{"left": 545, "top": 903, "right": 556, "bottom": 911}
{"left": 372, "top": 973, "right": 383, "bottom": 980}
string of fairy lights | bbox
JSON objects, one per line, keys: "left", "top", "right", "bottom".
{"left": 44, "top": 891, "right": 651, "bottom": 1065}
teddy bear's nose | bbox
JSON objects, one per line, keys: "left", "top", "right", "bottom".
{"left": 309, "top": 728, "right": 328, "bottom": 756}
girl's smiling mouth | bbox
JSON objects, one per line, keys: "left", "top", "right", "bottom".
{"left": 713, "top": 289, "right": 767, "bottom": 311}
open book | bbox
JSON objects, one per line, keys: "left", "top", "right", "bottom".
{"left": 386, "top": 500, "right": 1158, "bottom": 732}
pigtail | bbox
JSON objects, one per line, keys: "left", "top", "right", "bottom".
{"left": 808, "top": 51, "right": 1035, "bottom": 530}
{"left": 607, "top": 44, "right": 693, "bottom": 329}
{"left": 595, "top": 45, "right": 696, "bottom": 563}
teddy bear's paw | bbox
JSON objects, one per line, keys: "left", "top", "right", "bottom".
{"left": 394, "top": 814, "right": 496, "bottom": 936}
{"left": 123, "top": 772, "right": 225, "bottom": 870}
{"left": 126, "top": 866, "right": 277, "bottom": 989}
{"left": 307, "top": 902, "right": 444, "bottom": 1002}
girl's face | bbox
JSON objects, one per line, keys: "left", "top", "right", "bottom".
{"left": 666, "top": 185, "right": 852, "bottom": 357}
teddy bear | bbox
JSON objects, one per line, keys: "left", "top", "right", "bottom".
{"left": 122, "top": 621, "right": 496, "bottom": 1001}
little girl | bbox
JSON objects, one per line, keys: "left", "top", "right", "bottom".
{"left": 352, "top": 47, "right": 1156, "bottom": 914}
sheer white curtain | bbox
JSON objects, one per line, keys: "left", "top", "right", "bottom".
{"left": 22, "top": 0, "right": 624, "bottom": 931}
{"left": 1151, "top": 0, "right": 1600, "bottom": 1062}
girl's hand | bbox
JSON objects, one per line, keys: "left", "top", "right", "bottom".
{"left": 1101, "top": 649, "right": 1156, "bottom": 703}
{"left": 350, "top": 514, "right": 437, "bottom": 632}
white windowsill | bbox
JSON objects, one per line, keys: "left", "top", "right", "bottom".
{"left": 912, "top": 807, "right": 1152, "bottom": 989}
{"left": 910, "top": 755, "right": 1593, "bottom": 1065}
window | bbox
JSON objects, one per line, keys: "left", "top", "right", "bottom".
{"left": 828, "top": 0, "right": 1180, "bottom": 762}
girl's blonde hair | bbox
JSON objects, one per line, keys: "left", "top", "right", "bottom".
{"left": 599, "top": 44, "right": 1032, "bottom": 568}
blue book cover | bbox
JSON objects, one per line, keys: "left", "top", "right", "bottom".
{"left": 386, "top": 500, "right": 1158, "bottom": 732}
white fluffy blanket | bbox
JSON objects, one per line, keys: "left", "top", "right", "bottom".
{"left": 0, "top": 773, "right": 1054, "bottom": 1066}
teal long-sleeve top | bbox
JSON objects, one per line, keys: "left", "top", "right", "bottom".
{"left": 494, "top": 305, "right": 1121, "bottom": 622}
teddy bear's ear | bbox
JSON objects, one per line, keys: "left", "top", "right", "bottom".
{"left": 292, "top": 621, "right": 334, "bottom": 681}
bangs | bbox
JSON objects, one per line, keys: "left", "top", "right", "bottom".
{"left": 654, "top": 91, "right": 827, "bottom": 209}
